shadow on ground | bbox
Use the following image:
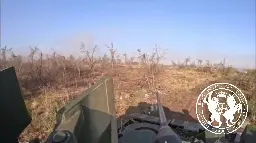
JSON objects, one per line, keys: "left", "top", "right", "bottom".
{"left": 118, "top": 102, "right": 198, "bottom": 123}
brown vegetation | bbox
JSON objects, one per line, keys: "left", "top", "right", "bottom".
{"left": 0, "top": 44, "right": 255, "bottom": 142}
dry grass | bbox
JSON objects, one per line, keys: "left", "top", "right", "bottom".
{"left": 0, "top": 45, "right": 255, "bottom": 142}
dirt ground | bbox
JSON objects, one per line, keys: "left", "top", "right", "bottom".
{"left": 17, "top": 65, "right": 255, "bottom": 142}
{"left": 114, "top": 67, "right": 220, "bottom": 122}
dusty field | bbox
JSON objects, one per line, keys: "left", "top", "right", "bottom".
{"left": 16, "top": 65, "right": 255, "bottom": 142}
{"left": 0, "top": 47, "right": 255, "bottom": 142}
{"left": 114, "top": 67, "right": 219, "bottom": 120}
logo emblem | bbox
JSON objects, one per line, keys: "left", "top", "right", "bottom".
{"left": 196, "top": 83, "right": 248, "bottom": 134}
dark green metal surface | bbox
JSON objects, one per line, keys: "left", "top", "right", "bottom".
{"left": 239, "top": 124, "right": 256, "bottom": 143}
{"left": 49, "top": 76, "right": 118, "bottom": 143}
{"left": 0, "top": 67, "right": 32, "bottom": 143}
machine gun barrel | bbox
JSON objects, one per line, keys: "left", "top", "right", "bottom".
{"left": 156, "top": 91, "right": 168, "bottom": 126}
{"left": 155, "top": 91, "right": 182, "bottom": 143}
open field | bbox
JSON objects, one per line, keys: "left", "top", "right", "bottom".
{"left": 0, "top": 46, "right": 255, "bottom": 142}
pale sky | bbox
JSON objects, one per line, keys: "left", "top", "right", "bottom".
{"left": 1, "top": 0, "right": 256, "bottom": 68}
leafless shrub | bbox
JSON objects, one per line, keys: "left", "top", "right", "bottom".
{"left": 75, "top": 58, "right": 82, "bottom": 79}
{"left": 189, "top": 61, "right": 197, "bottom": 68}
{"left": 106, "top": 42, "right": 116, "bottom": 68}
{"left": 56, "top": 54, "right": 67, "bottom": 85}
{"left": 0, "top": 46, "right": 12, "bottom": 69}
{"left": 129, "top": 56, "right": 135, "bottom": 63}
{"left": 80, "top": 42, "right": 97, "bottom": 75}
{"left": 101, "top": 54, "right": 110, "bottom": 68}
{"left": 28, "top": 46, "right": 39, "bottom": 70}
{"left": 171, "top": 61, "right": 177, "bottom": 67}
{"left": 197, "top": 59, "right": 203, "bottom": 66}
{"left": 123, "top": 53, "right": 128, "bottom": 64}
{"left": 116, "top": 53, "right": 122, "bottom": 65}
{"left": 7, "top": 51, "right": 23, "bottom": 72}
{"left": 185, "top": 57, "right": 191, "bottom": 66}
{"left": 137, "top": 44, "right": 167, "bottom": 89}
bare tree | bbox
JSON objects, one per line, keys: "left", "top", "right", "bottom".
{"left": 53, "top": 52, "right": 67, "bottom": 85}
{"left": 38, "top": 51, "right": 43, "bottom": 82}
{"left": 130, "top": 56, "right": 135, "bottom": 63}
{"left": 51, "top": 49, "right": 61, "bottom": 68}
{"left": 197, "top": 59, "right": 202, "bottom": 66}
{"left": 185, "top": 57, "right": 191, "bottom": 66}
{"left": 0, "top": 46, "right": 12, "bottom": 68}
{"left": 123, "top": 53, "right": 128, "bottom": 64}
{"left": 206, "top": 60, "right": 211, "bottom": 67}
{"left": 106, "top": 42, "right": 116, "bottom": 68}
{"left": 11, "top": 52, "right": 23, "bottom": 72}
{"left": 154, "top": 44, "right": 167, "bottom": 73}
{"left": 171, "top": 61, "right": 177, "bottom": 67}
{"left": 69, "top": 55, "right": 75, "bottom": 61}
{"left": 29, "top": 46, "right": 39, "bottom": 69}
{"left": 136, "top": 45, "right": 167, "bottom": 89}
{"left": 116, "top": 53, "right": 121, "bottom": 64}
{"left": 80, "top": 42, "right": 97, "bottom": 73}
